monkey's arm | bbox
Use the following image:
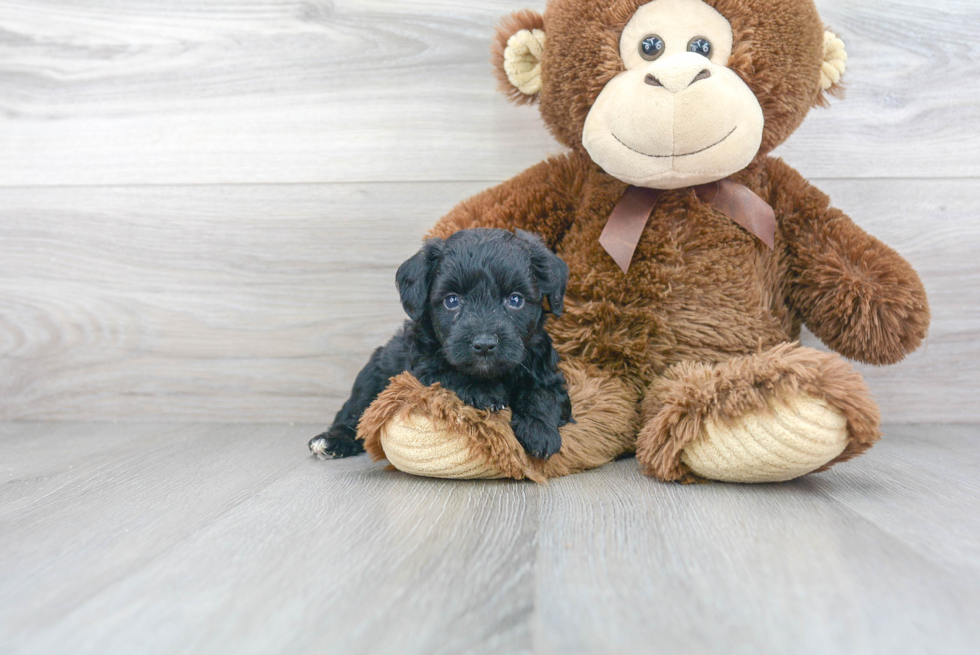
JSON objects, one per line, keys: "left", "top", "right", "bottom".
{"left": 766, "top": 158, "right": 929, "bottom": 366}
{"left": 427, "top": 152, "right": 588, "bottom": 248}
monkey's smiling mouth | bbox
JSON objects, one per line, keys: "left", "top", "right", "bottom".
{"left": 612, "top": 126, "right": 738, "bottom": 158}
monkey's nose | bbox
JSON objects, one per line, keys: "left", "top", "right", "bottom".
{"left": 645, "top": 68, "right": 712, "bottom": 92}
{"left": 691, "top": 69, "right": 712, "bottom": 84}
{"left": 644, "top": 74, "right": 663, "bottom": 87}
{"left": 471, "top": 334, "right": 499, "bottom": 355}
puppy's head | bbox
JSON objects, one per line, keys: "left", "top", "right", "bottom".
{"left": 396, "top": 228, "right": 568, "bottom": 379}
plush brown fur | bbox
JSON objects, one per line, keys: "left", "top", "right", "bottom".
{"left": 366, "top": 0, "right": 929, "bottom": 482}
{"left": 768, "top": 158, "right": 930, "bottom": 365}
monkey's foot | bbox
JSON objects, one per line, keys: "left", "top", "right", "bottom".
{"left": 357, "top": 364, "right": 638, "bottom": 482}
{"left": 636, "top": 343, "right": 881, "bottom": 483}
{"left": 375, "top": 411, "right": 514, "bottom": 480}
{"left": 357, "top": 372, "right": 540, "bottom": 481}
{"left": 679, "top": 392, "right": 848, "bottom": 483}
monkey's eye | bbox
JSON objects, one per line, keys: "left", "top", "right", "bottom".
{"left": 639, "top": 35, "right": 665, "bottom": 61}
{"left": 506, "top": 293, "right": 525, "bottom": 310}
{"left": 444, "top": 294, "right": 461, "bottom": 310}
{"left": 688, "top": 37, "right": 712, "bottom": 57}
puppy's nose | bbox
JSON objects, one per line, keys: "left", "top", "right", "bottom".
{"left": 471, "top": 334, "right": 499, "bottom": 355}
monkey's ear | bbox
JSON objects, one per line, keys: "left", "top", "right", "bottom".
{"left": 514, "top": 230, "right": 568, "bottom": 317}
{"left": 491, "top": 10, "right": 546, "bottom": 105}
{"left": 396, "top": 238, "right": 443, "bottom": 322}
{"left": 818, "top": 30, "right": 847, "bottom": 102}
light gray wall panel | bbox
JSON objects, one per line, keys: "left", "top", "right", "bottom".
{"left": 0, "top": 179, "right": 974, "bottom": 423}
{"left": 0, "top": 0, "right": 978, "bottom": 186}
{"left": 0, "top": 0, "right": 974, "bottom": 423}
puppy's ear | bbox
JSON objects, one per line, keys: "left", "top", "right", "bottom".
{"left": 396, "top": 238, "right": 443, "bottom": 322}
{"left": 514, "top": 230, "right": 568, "bottom": 317}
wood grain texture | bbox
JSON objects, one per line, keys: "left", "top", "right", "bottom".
{"left": 536, "top": 428, "right": 980, "bottom": 654}
{"left": 0, "top": 1, "right": 977, "bottom": 423}
{"left": 0, "top": 182, "right": 481, "bottom": 422}
{"left": 0, "top": 423, "right": 536, "bottom": 655}
{"left": 1, "top": 0, "right": 978, "bottom": 186}
{"left": 1, "top": 178, "right": 976, "bottom": 423}
{"left": 1, "top": 422, "right": 978, "bottom": 654}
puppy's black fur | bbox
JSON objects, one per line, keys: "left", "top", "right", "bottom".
{"left": 310, "top": 228, "right": 573, "bottom": 461}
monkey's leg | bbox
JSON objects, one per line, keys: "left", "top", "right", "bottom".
{"left": 357, "top": 360, "right": 639, "bottom": 481}
{"left": 635, "top": 342, "right": 880, "bottom": 483}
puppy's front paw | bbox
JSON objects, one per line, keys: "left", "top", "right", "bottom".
{"left": 308, "top": 426, "right": 364, "bottom": 460}
{"left": 455, "top": 388, "right": 508, "bottom": 414}
{"left": 512, "top": 416, "right": 562, "bottom": 460}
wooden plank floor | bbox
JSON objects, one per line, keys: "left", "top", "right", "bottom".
{"left": 2, "top": 422, "right": 978, "bottom": 654}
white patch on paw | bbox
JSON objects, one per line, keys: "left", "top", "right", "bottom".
{"left": 309, "top": 437, "right": 335, "bottom": 460}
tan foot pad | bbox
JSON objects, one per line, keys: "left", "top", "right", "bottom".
{"left": 380, "top": 413, "right": 507, "bottom": 480}
{"left": 357, "top": 372, "right": 544, "bottom": 481}
{"left": 680, "top": 393, "right": 848, "bottom": 483}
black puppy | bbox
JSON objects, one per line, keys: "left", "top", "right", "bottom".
{"left": 309, "top": 228, "right": 573, "bottom": 461}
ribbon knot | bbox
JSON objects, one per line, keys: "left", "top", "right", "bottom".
{"left": 598, "top": 179, "right": 776, "bottom": 274}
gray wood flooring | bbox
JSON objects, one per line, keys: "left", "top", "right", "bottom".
{"left": 1, "top": 422, "right": 978, "bottom": 654}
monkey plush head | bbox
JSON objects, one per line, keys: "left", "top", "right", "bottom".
{"left": 492, "top": 0, "right": 847, "bottom": 190}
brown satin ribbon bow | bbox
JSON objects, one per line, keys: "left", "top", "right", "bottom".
{"left": 599, "top": 179, "right": 776, "bottom": 274}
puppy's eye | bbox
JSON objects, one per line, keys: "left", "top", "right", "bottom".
{"left": 639, "top": 35, "right": 665, "bottom": 61}
{"left": 688, "top": 37, "right": 712, "bottom": 57}
{"left": 506, "top": 293, "right": 525, "bottom": 310}
{"left": 443, "top": 294, "right": 460, "bottom": 310}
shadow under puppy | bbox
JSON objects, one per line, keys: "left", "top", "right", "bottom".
{"left": 310, "top": 228, "right": 573, "bottom": 461}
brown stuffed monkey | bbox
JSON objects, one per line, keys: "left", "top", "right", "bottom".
{"left": 358, "top": 0, "right": 930, "bottom": 484}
